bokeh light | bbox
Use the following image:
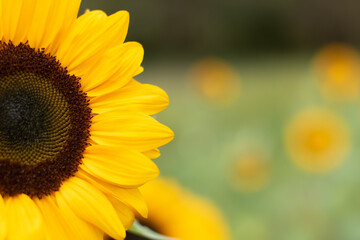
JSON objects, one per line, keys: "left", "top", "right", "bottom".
{"left": 313, "top": 43, "right": 360, "bottom": 101}
{"left": 229, "top": 154, "right": 270, "bottom": 192}
{"left": 189, "top": 58, "right": 240, "bottom": 106}
{"left": 285, "top": 108, "right": 351, "bottom": 173}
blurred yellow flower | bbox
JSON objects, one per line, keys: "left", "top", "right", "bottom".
{"left": 313, "top": 43, "right": 360, "bottom": 101}
{"left": 285, "top": 108, "right": 350, "bottom": 173}
{"left": 229, "top": 154, "right": 270, "bottom": 193}
{"left": 138, "top": 178, "right": 230, "bottom": 240}
{"left": 189, "top": 58, "right": 240, "bottom": 106}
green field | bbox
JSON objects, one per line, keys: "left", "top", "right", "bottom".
{"left": 141, "top": 55, "right": 360, "bottom": 240}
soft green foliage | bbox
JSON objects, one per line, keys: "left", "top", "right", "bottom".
{"left": 145, "top": 55, "right": 360, "bottom": 240}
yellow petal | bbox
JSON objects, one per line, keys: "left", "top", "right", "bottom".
{"left": 35, "top": 196, "right": 70, "bottom": 240}
{"left": 108, "top": 196, "right": 136, "bottom": 230}
{"left": 5, "top": 194, "right": 44, "bottom": 240}
{"left": 35, "top": 195, "right": 97, "bottom": 240}
{"left": 2, "top": 0, "right": 81, "bottom": 51}
{"left": 41, "top": 0, "right": 81, "bottom": 53}
{"left": 134, "top": 66, "right": 144, "bottom": 76}
{"left": 54, "top": 10, "right": 108, "bottom": 68}
{"left": 0, "top": 195, "right": 6, "bottom": 240}
{"left": 1, "top": 0, "right": 23, "bottom": 43}
{"left": 0, "top": 4, "right": 3, "bottom": 39}
{"left": 55, "top": 177, "right": 125, "bottom": 239}
{"left": 91, "top": 111, "right": 174, "bottom": 152}
{"left": 56, "top": 10, "right": 129, "bottom": 76}
{"left": 78, "top": 170, "right": 148, "bottom": 218}
{"left": 90, "top": 79, "right": 169, "bottom": 115}
{"left": 81, "top": 145, "right": 159, "bottom": 187}
{"left": 53, "top": 193, "right": 103, "bottom": 240}
{"left": 82, "top": 42, "right": 144, "bottom": 97}
{"left": 142, "top": 148, "right": 161, "bottom": 159}
{"left": 5, "top": 0, "right": 35, "bottom": 45}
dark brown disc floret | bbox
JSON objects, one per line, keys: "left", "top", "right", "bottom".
{"left": 0, "top": 42, "right": 91, "bottom": 198}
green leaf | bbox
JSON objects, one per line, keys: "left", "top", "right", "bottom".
{"left": 127, "top": 219, "right": 177, "bottom": 240}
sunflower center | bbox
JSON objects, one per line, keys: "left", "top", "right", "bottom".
{"left": 0, "top": 73, "right": 71, "bottom": 166}
{"left": 0, "top": 42, "right": 91, "bottom": 198}
{"left": 0, "top": 89, "right": 46, "bottom": 144}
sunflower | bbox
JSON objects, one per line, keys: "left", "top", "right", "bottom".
{"left": 0, "top": 1, "right": 174, "bottom": 239}
{"left": 285, "top": 108, "right": 350, "bottom": 173}
{"left": 138, "top": 178, "right": 230, "bottom": 240}
{"left": 313, "top": 43, "right": 360, "bottom": 101}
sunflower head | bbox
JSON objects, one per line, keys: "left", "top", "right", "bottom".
{"left": 285, "top": 108, "right": 350, "bottom": 173}
{"left": 0, "top": 1, "right": 174, "bottom": 239}
{"left": 0, "top": 42, "right": 92, "bottom": 198}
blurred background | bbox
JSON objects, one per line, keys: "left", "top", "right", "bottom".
{"left": 82, "top": 1, "right": 360, "bottom": 239}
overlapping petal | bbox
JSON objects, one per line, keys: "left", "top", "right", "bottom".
{"left": 1, "top": 0, "right": 25, "bottom": 43}
{"left": 81, "top": 145, "right": 159, "bottom": 187}
{"left": 78, "top": 170, "right": 148, "bottom": 217}
{"left": 143, "top": 148, "right": 161, "bottom": 159}
{"left": 35, "top": 196, "right": 74, "bottom": 240}
{"left": 55, "top": 177, "right": 125, "bottom": 239}
{"left": 108, "top": 196, "right": 136, "bottom": 229}
{"left": 56, "top": 10, "right": 130, "bottom": 80}
{"left": 91, "top": 111, "right": 174, "bottom": 152}
{"left": 0, "top": 195, "right": 6, "bottom": 240}
{"left": 81, "top": 42, "right": 144, "bottom": 97}
{"left": 91, "top": 79, "right": 169, "bottom": 115}
{"left": 1, "top": 0, "right": 81, "bottom": 51}
{"left": 54, "top": 193, "right": 103, "bottom": 240}
{"left": 5, "top": 194, "right": 44, "bottom": 240}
